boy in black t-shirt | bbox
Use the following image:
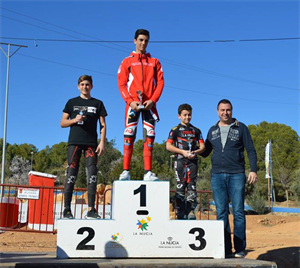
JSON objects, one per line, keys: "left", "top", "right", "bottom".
{"left": 166, "top": 104, "right": 205, "bottom": 219}
{"left": 60, "top": 75, "right": 107, "bottom": 219}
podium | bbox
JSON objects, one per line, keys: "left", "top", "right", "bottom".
{"left": 57, "top": 181, "right": 224, "bottom": 259}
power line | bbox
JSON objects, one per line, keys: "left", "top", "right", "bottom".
{"left": 1, "top": 8, "right": 298, "bottom": 92}
{"left": 167, "top": 86, "right": 297, "bottom": 105}
{"left": 0, "top": 7, "right": 131, "bottom": 52}
{"left": 158, "top": 57, "right": 298, "bottom": 91}
{"left": 18, "top": 53, "right": 116, "bottom": 78}
{"left": 1, "top": 36, "right": 299, "bottom": 43}
{"left": 0, "top": 15, "right": 129, "bottom": 53}
{"left": 17, "top": 53, "right": 298, "bottom": 106}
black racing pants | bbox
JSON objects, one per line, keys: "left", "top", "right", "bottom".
{"left": 64, "top": 145, "right": 98, "bottom": 209}
{"left": 174, "top": 158, "right": 198, "bottom": 219}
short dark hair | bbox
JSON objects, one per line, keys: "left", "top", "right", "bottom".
{"left": 134, "top": 29, "right": 150, "bottom": 40}
{"left": 178, "top": 103, "right": 192, "bottom": 115}
{"left": 78, "top": 75, "right": 93, "bottom": 85}
{"left": 217, "top": 99, "right": 233, "bottom": 110}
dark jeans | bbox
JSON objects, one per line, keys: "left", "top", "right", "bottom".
{"left": 211, "top": 173, "right": 246, "bottom": 254}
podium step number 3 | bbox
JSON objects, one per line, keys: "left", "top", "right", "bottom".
{"left": 57, "top": 181, "right": 224, "bottom": 259}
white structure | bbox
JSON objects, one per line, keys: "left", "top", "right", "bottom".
{"left": 57, "top": 181, "right": 224, "bottom": 259}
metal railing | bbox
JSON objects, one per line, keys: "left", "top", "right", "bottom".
{"left": 0, "top": 184, "right": 214, "bottom": 234}
{"left": 0, "top": 184, "right": 111, "bottom": 234}
{"left": 170, "top": 189, "right": 215, "bottom": 220}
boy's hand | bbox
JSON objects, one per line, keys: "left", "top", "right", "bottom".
{"left": 143, "top": 100, "right": 154, "bottom": 110}
{"left": 182, "top": 150, "right": 194, "bottom": 158}
{"left": 74, "top": 114, "right": 85, "bottom": 123}
{"left": 129, "top": 101, "right": 140, "bottom": 112}
{"left": 96, "top": 143, "right": 105, "bottom": 156}
{"left": 187, "top": 152, "right": 196, "bottom": 159}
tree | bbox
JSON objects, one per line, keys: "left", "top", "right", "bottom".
{"left": 97, "top": 139, "right": 122, "bottom": 184}
{"left": 34, "top": 146, "right": 51, "bottom": 172}
{"left": 248, "top": 122, "right": 300, "bottom": 201}
{"left": 290, "top": 168, "right": 300, "bottom": 201}
{"left": 9, "top": 156, "right": 31, "bottom": 185}
{"left": 47, "top": 142, "right": 68, "bottom": 169}
{"left": 47, "top": 142, "right": 68, "bottom": 185}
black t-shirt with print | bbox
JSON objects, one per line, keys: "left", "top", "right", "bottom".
{"left": 63, "top": 96, "right": 107, "bottom": 146}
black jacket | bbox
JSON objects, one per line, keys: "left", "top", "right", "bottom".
{"left": 202, "top": 119, "right": 257, "bottom": 174}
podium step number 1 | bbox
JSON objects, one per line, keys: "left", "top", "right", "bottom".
{"left": 57, "top": 181, "right": 224, "bottom": 258}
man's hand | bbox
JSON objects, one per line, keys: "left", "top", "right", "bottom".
{"left": 248, "top": 172, "right": 258, "bottom": 184}
{"left": 143, "top": 100, "right": 154, "bottom": 110}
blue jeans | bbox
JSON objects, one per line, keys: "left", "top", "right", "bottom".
{"left": 211, "top": 173, "right": 246, "bottom": 254}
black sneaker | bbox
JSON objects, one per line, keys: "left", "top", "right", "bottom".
{"left": 63, "top": 208, "right": 74, "bottom": 219}
{"left": 85, "top": 208, "right": 101, "bottom": 219}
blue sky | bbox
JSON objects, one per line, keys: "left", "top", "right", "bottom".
{"left": 0, "top": 0, "right": 299, "bottom": 152}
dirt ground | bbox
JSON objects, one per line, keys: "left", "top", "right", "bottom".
{"left": 0, "top": 214, "right": 299, "bottom": 268}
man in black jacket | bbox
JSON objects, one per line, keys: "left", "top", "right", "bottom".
{"left": 202, "top": 99, "right": 258, "bottom": 258}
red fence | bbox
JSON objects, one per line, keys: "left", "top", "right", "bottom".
{"left": 0, "top": 184, "right": 214, "bottom": 234}
{"left": 0, "top": 184, "right": 111, "bottom": 234}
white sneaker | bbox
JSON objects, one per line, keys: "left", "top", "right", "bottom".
{"left": 119, "top": 170, "right": 130, "bottom": 180}
{"left": 234, "top": 251, "right": 245, "bottom": 258}
{"left": 143, "top": 171, "right": 159, "bottom": 181}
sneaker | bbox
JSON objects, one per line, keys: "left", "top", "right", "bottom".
{"left": 85, "top": 208, "right": 101, "bottom": 219}
{"left": 187, "top": 211, "right": 196, "bottom": 220}
{"left": 63, "top": 208, "right": 73, "bottom": 219}
{"left": 143, "top": 171, "right": 159, "bottom": 181}
{"left": 119, "top": 170, "right": 130, "bottom": 180}
{"left": 234, "top": 251, "right": 245, "bottom": 258}
{"left": 225, "top": 253, "right": 234, "bottom": 258}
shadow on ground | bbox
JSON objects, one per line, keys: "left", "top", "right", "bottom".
{"left": 257, "top": 247, "right": 299, "bottom": 268}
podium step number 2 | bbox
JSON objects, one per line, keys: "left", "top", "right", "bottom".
{"left": 57, "top": 181, "right": 224, "bottom": 259}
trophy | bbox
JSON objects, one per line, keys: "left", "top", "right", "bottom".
{"left": 77, "top": 107, "right": 86, "bottom": 125}
{"left": 187, "top": 137, "right": 194, "bottom": 156}
{"left": 136, "top": 90, "right": 144, "bottom": 109}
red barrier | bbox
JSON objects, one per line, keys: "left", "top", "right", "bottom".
{"left": 28, "top": 171, "right": 56, "bottom": 231}
{"left": 0, "top": 197, "right": 19, "bottom": 228}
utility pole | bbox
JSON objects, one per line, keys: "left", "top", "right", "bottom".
{"left": 265, "top": 140, "right": 275, "bottom": 209}
{"left": 0, "top": 42, "right": 28, "bottom": 188}
{"left": 269, "top": 139, "right": 274, "bottom": 207}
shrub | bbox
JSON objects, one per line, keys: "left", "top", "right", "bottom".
{"left": 246, "top": 188, "right": 267, "bottom": 215}
{"left": 291, "top": 179, "right": 300, "bottom": 201}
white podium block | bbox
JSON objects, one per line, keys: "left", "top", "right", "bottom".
{"left": 57, "top": 181, "right": 224, "bottom": 259}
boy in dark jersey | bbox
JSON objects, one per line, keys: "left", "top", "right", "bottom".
{"left": 166, "top": 104, "right": 205, "bottom": 219}
{"left": 60, "top": 75, "right": 107, "bottom": 219}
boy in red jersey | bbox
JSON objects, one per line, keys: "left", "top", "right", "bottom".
{"left": 166, "top": 104, "right": 205, "bottom": 219}
{"left": 118, "top": 29, "right": 164, "bottom": 181}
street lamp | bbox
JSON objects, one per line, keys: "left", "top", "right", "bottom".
{"left": 31, "top": 152, "right": 34, "bottom": 171}
{"left": 0, "top": 42, "right": 27, "bottom": 187}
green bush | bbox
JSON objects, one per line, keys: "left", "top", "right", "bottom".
{"left": 291, "top": 179, "right": 300, "bottom": 201}
{"left": 246, "top": 188, "right": 266, "bottom": 214}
